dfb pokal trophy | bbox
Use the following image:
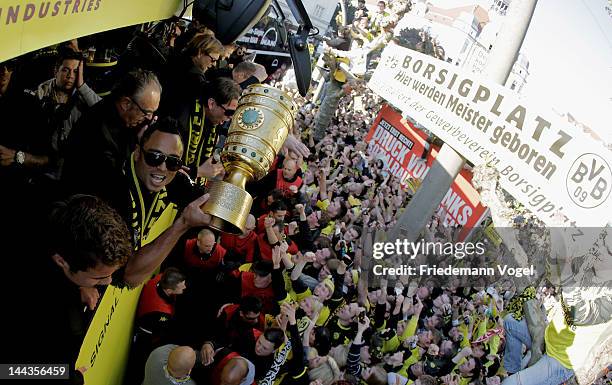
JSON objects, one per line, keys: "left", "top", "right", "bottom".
{"left": 201, "top": 84, "right": 297, "bottom": 234}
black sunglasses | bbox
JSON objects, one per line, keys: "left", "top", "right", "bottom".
{"left": 141, "top": 148, "right": 183, "bottom": 171}
{"left": 219, "top": 103, "right": 236, "bottom": 117}
{"left": 205, "top": 53, "right": 219, "bottom": 63}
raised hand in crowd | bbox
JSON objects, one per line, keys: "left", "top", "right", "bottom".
{"left": 77, "top": 59, "right": 84, "bottom": 89}
{"left": 272, "top": 245, "right": 283, "bottom": 269}
{"left": 280, "top": 302, "right": 297, "bottom": 326}
{"left": 264, "top": 215, "right": 276, "bottom": 229}
{"left": 283, "top": 134, "right": 310, "bottom": 158}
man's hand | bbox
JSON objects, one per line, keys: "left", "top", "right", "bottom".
{"left": 177, "top": 194, "right": 212, "bottom": 230}
{"left": 279, "top": 240, "right": 289, "bottom": 254}
{"left": 442, "top": 374, "right": 460, "bottom": 385}
{"left": 386, "top": 351, "right": 404, "bottom": 366}
{"left": 79, "top": 287, "right": 100, "bottom": 311}
{"left": 402, "top": 295, "right": 412, "bottom": 315}
{"left": 0, "top": 145, "right": 16, "bottom": 167}
{"left": 302, "top": 251, "right": 316, "bottom": 263}
{"left": 413, "top": 296, "right": 424, "bottom": 315}
{"left": 77, "top": 60, "right": 84, "bottom": 88}
{"left": 275, "top": 312, "right": 289, "bottom": 331}
{"left": 295, "top": 203, "right": 305, "bottom": 215}
{"left": 283, "top": 135, "right": 310, "bottom": 158}
{"left": 264, "top": 216, "right": 275, "bottom": 229}
{"left": 357, "top": 313, "right": 370, "bottom": 332}
{"left": 200, "top": 342, "right": 215, "bottom": 366}
{"left": 288, "top": 221, "right": 298, "bottom": 235}
{"left": 197, "top": 157, "right": 225, "bottom": 179}
{"left": 281, "top": 302, "right": 297, "bottom": 325}
{"left": 272, "top": 245, "right": 282, "bottom": 269}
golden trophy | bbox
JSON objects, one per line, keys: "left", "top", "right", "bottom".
{"left": 202, "top": 84, "right": 297, "bottom": 234}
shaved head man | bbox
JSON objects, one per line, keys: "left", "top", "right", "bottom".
{"left": 168, "top": 346, "right": 196, "bottom": 377}
{"left": 282, "top": 158, "right": 298, "bottom": 180}
{"left": 143, "top": 344, "right": 197, "bottom": 385}
{"left": 212, "top": 355, "right": 255, "bottom": 385}
{"left": 242, "top": 214, "right": 256, "bottom": 237}
{"left": 197, "top": 228, "right": 217, "bottom": 254}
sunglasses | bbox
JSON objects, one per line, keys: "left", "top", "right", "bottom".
{"left": 219, "top": 103, "right": 236, "bottom": 117}
{"left": 204, "top": 53, "right": 219, "bottom": 63}
{"left": 141, "top": 148, "right": 183, "bottom": 171}
{"left": 129, "top": 97, "right": 156, "bottom": 119}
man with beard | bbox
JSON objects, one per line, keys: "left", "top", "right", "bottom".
{"left": 256, "top": 200, "right": 288, "bottom": 234}
{"left": 255, "top": 216, "right": 299, "bottom": 262}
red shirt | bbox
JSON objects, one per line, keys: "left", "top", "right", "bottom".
{"left": 221, "top": 304, "right": 266, "bottom": 335}
{"left": 255, "top": 233, "right": 298, "bottom": 262}
{"left": 220, "top": 232, "right": 257, "bottom": 263}
{"left": 184, "top": 238, "right": 226, "bottom": 271}
{"left": 275, "top": 168, "right": 303, "bottom": 197}
{"left": 256, "top": 214, "right": 292, "bottom": 235}
{"left": 210, "top": 350, "right": 241, "bottom": 385}
{"left": 240, "top": 271, "right": 275, "bottom": 314}
{"left": 136, "top": 274, "right": 174, "bottom": 319}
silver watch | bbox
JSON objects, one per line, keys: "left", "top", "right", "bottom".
{"left": 14, "top": 150, "right": 25, "bottom": 165}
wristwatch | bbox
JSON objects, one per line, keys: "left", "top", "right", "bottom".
{"left": 14, "top": 150, "right": 25, "bottom": 165}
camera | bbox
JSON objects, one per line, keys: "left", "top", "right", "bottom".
{"left": 358, "top": 310, "right": 367, "bottom": 323}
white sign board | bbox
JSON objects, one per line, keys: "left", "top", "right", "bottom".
{"left": 369, "top": 44, "right": 612, "bottom": 227}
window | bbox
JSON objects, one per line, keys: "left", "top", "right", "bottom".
{"left": 314, "top": 4, "right": 324, "bottom": 18}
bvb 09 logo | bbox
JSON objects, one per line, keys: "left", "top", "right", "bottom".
{"left": 566, "top": 153, "right": 612, "bottom": 208}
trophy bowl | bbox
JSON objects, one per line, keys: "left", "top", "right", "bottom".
{"left": 201, "top": 84, "right": 297, "bottom": 234}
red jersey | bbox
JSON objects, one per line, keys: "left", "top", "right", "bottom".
{"left": 275, "top": 169, "right": 303, "bottom": 197}
{"left": 184, "top": 238, "right": 226, "bottom": 271}
{"left": 136, "top": 274, "right": 174, "bottom": 319}
{"left": 256, "top": 232, "right": 299, "bottom": 262}
{"left": 220, "top": 232, "right": 257, "bottom": 263}
{"left": 241, "top": 272, "right": 275, "bottom": 314}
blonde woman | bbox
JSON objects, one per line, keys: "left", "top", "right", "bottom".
{"left": 307, "top": 351, "right": 341, "bottom": 385}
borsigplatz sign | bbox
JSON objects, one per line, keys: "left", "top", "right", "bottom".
{"left": 369, "top": 43, "right": 612, "bottom": 226}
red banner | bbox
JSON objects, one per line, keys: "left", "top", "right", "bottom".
{"left": 366, "top": 105, "right": 488, "bottom": 232}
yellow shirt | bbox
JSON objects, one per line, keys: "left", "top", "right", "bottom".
{"left": 544, "top": 303, "right": 575, "bottom": 369}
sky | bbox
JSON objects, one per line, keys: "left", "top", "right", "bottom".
{"left": 520, "top": 0, "right": 612, "bottom": 144}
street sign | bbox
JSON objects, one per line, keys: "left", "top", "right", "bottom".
{"left": 369, "top": 44, "right": 612, "bottom": 226}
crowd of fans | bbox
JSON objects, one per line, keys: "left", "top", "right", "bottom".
{"left": 2, "top": 2, "right": 610, "bottom": 385}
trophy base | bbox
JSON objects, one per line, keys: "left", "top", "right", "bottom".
{"left": 201, "top": 180, "right": 253, "bottom": 235}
